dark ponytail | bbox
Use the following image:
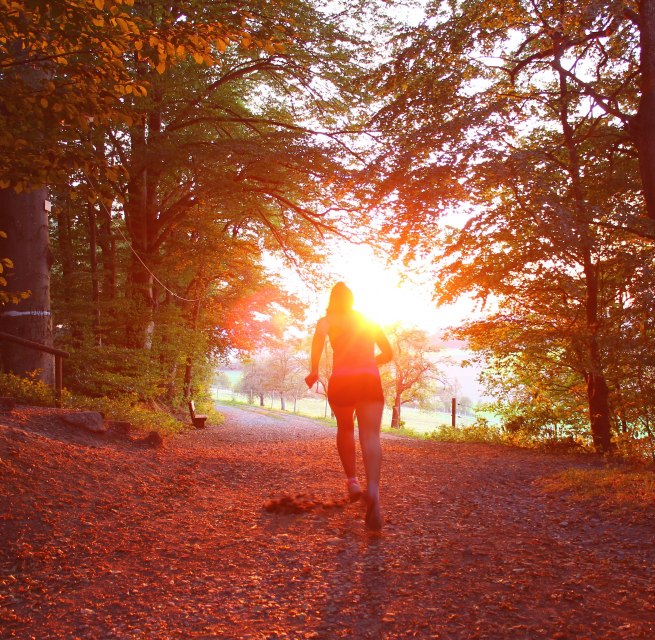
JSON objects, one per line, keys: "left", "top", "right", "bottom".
{"left": 326, "top": 281, "right": 354, "bottom": 318}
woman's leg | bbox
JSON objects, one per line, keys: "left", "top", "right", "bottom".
{"left": 330, "top": 404, "right": 357, "bottom": 479}
{"left": 355, "top": 400, "right": 384, "bottom": 529}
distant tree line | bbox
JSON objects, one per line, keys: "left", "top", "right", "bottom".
{"left": 225, "top": 326, "right": 460, "bottom": 428}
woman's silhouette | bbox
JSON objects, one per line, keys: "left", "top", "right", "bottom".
{"left": 305, "top": 282, "right": 393, "bottom": 530}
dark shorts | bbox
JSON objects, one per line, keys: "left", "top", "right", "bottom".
{"left": 327, "top": 372, "right": 384, "bottom": 407}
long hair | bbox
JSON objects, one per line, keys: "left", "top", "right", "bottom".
{"left": 326, "top": 282, "right": 354, "bottom": 318}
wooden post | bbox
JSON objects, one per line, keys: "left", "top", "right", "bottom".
{"left": 55, "top": 354, "right": 63, "bottom": 406}
{"left": 0, "top": 331, "right": 68, "bottom": 405}
{"left": 451, "top": 397, "right": 457, "bottom": 428}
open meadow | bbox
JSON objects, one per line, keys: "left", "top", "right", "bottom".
{"left": 212, "top": 386, "right": 479, "bottom": 435}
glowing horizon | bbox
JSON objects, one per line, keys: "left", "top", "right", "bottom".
{"left": 270, "top": 241, "right": 479, "bottom": 333}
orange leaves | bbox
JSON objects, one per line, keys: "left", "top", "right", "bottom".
{"left": 0, "top": 0, "right": 290, "bottom": 192}
{"left": 112, "top": 82, "right": 147, "bottom": 97}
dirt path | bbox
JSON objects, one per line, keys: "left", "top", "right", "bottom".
{"left": 1, "top": 403, "right": 654, "bottom": 639}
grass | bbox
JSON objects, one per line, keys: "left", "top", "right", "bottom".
{"left": 540, "top": 467, "right": 655, "bottom": 513}
{"left": 212, "top": 387, "right": 479, "bottom": 434}
{"left": 0, "top": 372, "right": 223, "bottom": 437}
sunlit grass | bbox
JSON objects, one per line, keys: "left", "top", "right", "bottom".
{"left": 212, "top": 387, "right": 479, "bottom": 432}
{"left": 541, "top": 467, "right": 655, "bottom": 512}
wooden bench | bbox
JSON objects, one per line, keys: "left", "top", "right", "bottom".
{"left": 188, "top": 400, "right": 208, "bottom": 429}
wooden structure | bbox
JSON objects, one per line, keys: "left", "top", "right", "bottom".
{"left": 0, "top": 330, "right": 68, "bottom": 404}
{"left": 188, "top": 400, "right": 207, "bottom": 429}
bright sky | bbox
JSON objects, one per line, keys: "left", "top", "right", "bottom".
{"left": 264, "top": 240, "right": 489, "bottom": 400}
{"left": 271, "top": 240, "right": 479, "bottom": 333}
{"left": 322, "top": 242, "right": 441, "bottom": 330}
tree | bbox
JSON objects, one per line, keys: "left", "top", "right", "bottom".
{"left": 382, "top": 325, "right": 444, "bottom": 429}
{"left": 0, "top": 0, "right": 248, "bottom": 388}
{"left": 3, "top": 0, "right": 390, "bottom": 404}
{"left": 236, "top": 340, "right": 305, "bottom": 410}
{"left": 81, "top": 0, "right": 380, "bottom": 350}
{"left": 369, "top": 0, "right": 655, "bottom": 452}
{"left": 261, "top": 340, "right": 305, "bottom": 411}
{"left": 238, "top": 358, "right": 268, "bottom": 406}
{"left": 0, "top": 189, "right": 52, "bottom": 381}
{"left": 0, "top": 0, "right": 248, "bottom": 190}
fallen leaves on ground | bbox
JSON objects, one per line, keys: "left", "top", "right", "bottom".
{"left": 1, "top": 404, "right": 654, "bottom": 639}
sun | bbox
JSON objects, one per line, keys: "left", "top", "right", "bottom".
{"left": 269, "top": 239, "right": 477, "bottom": 331}
{"left": 326, "top": 243, "right": 440, "bottom": 330}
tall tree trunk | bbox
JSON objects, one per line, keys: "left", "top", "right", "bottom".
{"left": 183, "top": 295, "right": 202, "bottom": 400}
{"left": 56, "top": 198, "right": 75, "bottom": 306}
{"left": 636, "top": 0, "right": 655, "bottom": 220}
{"left": 88, "top": 203, "right": 101, "bottom": 345}
{"left": 0, "top": 188, "right": 54, "bottom": 384}
{"left": 125, "top": 116, "right": 155, "bottom": 350}
{"left": 183, "top": 356, "right": 193, "bottom": 400}
{"left": 125, "top": 101, "right": 164, "bottom": 348}
{"left": 96, "top": 202, "right": 116, "bottom": 300}
{"left": 391, "top": 391, "right": 401, "bottom": 428}
{"left": 167, "top": 362, "right": 178, "bottom": 402}
{"left": 557, "top": 57, "right": 613, "bottom": 453}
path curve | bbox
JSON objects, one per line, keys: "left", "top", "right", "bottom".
{"left": 1, "top": 403, "right": 654, "bottom": 639}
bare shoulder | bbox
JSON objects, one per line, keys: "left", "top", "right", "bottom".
{"left": 368, "top": 319, "right": 384, "bottom": 335}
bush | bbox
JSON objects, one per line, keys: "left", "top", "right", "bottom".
{"left": 0, "top": 371, "right": 60, "bottom": 406}
{"left": 0, "top": 371, "right": 193, "bottom": 435}
{"left": 428, "top": 420, "right": 507, "bottom": 445}
{"left": 613, "top": 430, "right": 655, "bottom": 464}
{"left": 65, "top": 346, "right": 168, "bottom": 400}
{"left": 66, "top": 392, "right": 185, "bottom": 435}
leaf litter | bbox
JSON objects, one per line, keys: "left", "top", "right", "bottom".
{"left": 1, "top": 403, "right": 654, "bottom": 639}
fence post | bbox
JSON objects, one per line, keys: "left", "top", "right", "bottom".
{"left": 55, "top": 354, "right": 63, "bottom": 406}
{"left": 0, "top": 331, "right": 69, "bottom": 407}
{"left": 451, "top": 397, "right": 457, "bottom": 428}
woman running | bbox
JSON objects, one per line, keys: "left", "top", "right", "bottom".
{"left": 305, "top": 282, "right": 393, "bottom": 531}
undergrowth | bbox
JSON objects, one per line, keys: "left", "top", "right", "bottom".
{"left": 0, "top": 372, "right": 223, "bottom": 436}
{"left": 67, "top": 393, "right": 183, "bottom": 435}
{"left": 540, "top": 467, "right": 655, "bottom": 513}
{"left": 0, "top": 371, "right": 59, "bottom": 406}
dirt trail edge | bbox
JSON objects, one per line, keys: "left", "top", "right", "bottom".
{"left": 1, "top": 403, "right": 654, "bottom": 639}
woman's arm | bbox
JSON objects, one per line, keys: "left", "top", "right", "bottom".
{"left": 374, "top": 324, "right": 393, "bottom": 366}
{"left": 305, "top": 317, "right": 328, "bottom": 388}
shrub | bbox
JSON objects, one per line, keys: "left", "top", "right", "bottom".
{"left": 427, "top": 418, "right": 507, "bottom": 445}
{"left": 0, "top": 371, "right": 59, "bottom": 406}
{"left": 65, "top": 346, "right": 168, "bottom": 400}
{"left": 66, "top": 392, "right": 185, "bottom": 435}
{"left": 0, "top": 371, "right": 190, "bottom": 435}
{"left": 613, "top": 430, "right": 655, "bottom": 464}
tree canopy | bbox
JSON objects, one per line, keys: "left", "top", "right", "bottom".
{"left": 369, "top": 0, "right": 655, "bottom": 452}
{"left": 2, "top": 0, "right": 655, "bottom": 455}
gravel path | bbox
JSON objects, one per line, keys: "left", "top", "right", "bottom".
{"left": 1, "top": 403, "right": 654, "bottom": 639}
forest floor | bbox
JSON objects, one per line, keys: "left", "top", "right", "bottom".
{"left": 1, "top": 403, "right": 654, "bottom": 640}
